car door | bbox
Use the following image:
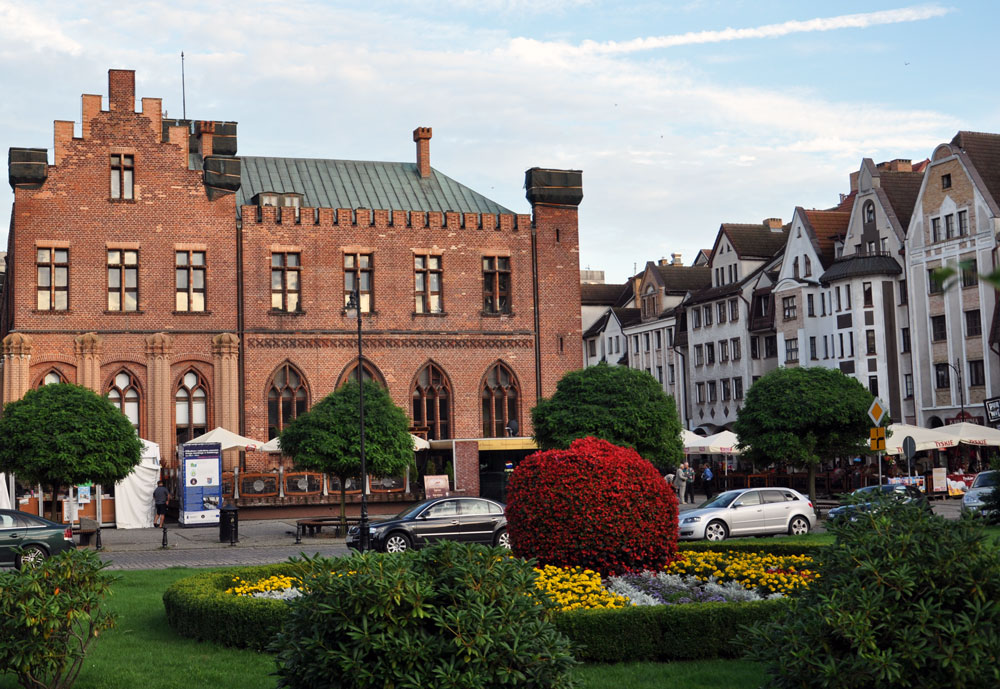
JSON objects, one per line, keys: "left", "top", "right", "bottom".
{"left": 761, "top": 490, "right": 792, "bottom": 532}
{"left": 458, "top": 499, "right": 503, "bottom": 544}
{"left": 0, "top": 511, "right": 26, "bottom": 566}
{"left": 728, "top": 490, "right": 765, "bottom": 536}
{"left": 411, "top": 499, "right": 464, "bottom": 546}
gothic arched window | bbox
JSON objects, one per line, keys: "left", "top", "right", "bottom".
{"left": 108, "top": 370, "right": 141, "bottom": 430}
{"left": 412, "top": 363, "right": 451, "bottom": 440}
{"left": 175, "top": 369, "right": 209, "bottom": 446}
{"left": 336, "top": 358, "right": 386, "bottom": 388}
{"left": 482, "top": 362, "right": 519, "bottom": 438}
{"left": 39, "top": 370, "right": 64, "bottom": 387}
{"left": 267, "top": 363, "right": 309, "bottom": 440}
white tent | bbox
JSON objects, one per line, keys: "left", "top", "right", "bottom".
{"left": 187, "top": 427, "right": 266, "bottom": 451}
{"left": 113, "top": 439, "right": 161, "bottom": 529}
{"left": 884, "top": 423, "right": 957, "bottom": 455}
{"left": 258, "top": 433, "right": 430, "bottom": 453}
{"left": 0, "top": 473, "right": 11, "bottom": 510}
{"left": 934, "top": 422, "right": 1000, "bottom": 447}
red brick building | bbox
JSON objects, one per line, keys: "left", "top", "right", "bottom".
{"left": 3, "top": 69, "right": 582, "bottom": 518}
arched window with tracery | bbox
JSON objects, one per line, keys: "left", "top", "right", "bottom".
{"left": 175, "top": 369, "right": 209, "bottom": 446}
{"left": 38, "top": 370, "right": 64, "bottom": 387}
{"left": 336, "top": 358, "right": 386, "bottom": 388}
{"left": 482, "top": 362, "right": 520, "bottom": 438}
{"left": 267, "top": 363, "right": 309, "bottom": 440}
{"left": 108, "top": 370, "right": 141, "bottom": 431}
{"left": 412, "top": 363, "right": 451, "bottom": 440}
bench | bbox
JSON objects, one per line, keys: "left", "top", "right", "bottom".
{"left": 296, "top": 517, "right": 361, "bottom": 537}
{"left": 76, "top": 517, "right": 98, "bottom": 547}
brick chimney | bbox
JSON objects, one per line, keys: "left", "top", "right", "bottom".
{"left": 672, "top": 253, "right": 683, "bottom": 265}
{"left": 108, "top": 69, "right": 135, "bottom": 113}
{"left": 765, "top": 218, "right": 783, "bottom": 230}
{"left": 413, "top": 127, "right": 432, "bottom": 178}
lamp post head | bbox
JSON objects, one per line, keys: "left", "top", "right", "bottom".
{"left": 345, "top": 288, "right": 361, "bottom": 319}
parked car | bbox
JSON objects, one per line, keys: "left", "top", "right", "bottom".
{"left": 962, "top": 470, "right": 998, "bottom": 518}
{"left": 347, "top": 497, "right": 510, "bottom": 553}
{"left": 678, "top": 487, "right": 814, "bottom": 541}
{"left": 0, "top": 509, "right": 76, "bottom": 569}
{"left": 827, "top": 484, "right": 930, "bottom": 523}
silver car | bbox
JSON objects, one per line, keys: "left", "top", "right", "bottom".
{"left": 679, "top": 487, "right": 814, "bottom": 541}
{"left": 961, "top": 470, "right": 998, "bottom": 517}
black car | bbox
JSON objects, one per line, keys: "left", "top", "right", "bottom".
{"left": 0, "top": 509, "right": 76, "bottom": 568}
{"left": 347, "top": 497, "right": 509, "bottom": 553}
{"left": 827, "top": 484, "right": 930, "bottom": 523}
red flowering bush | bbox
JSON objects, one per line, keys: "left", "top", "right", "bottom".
{"left": 506, "top": 437, "right": 679, "bottom": 576}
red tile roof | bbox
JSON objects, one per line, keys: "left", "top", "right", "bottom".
{"left": 802, "top": 209, "right": 850, "bottom": 267}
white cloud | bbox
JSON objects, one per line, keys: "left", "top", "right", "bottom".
{"left": 0, "top": 1, "right": 83, "bottom": 55}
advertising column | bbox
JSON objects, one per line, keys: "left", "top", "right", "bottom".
{"left": 178, "top": 442, "right": 222, "bottom": 526}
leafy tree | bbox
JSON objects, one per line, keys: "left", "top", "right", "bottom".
{"left": 733, "top": 366, "right": 872, "bottom": 502}
{"left": 530, "top": 363, "right": 683, "bottom": 470}
{"left": 279, "top": 380, "right": 412, "bottom": 523}
{"left": 0, "top": 383, "right": 142, "bottom": 522}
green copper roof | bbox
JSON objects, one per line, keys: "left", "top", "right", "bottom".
{"left": 238, "top": 156, "right": 512, "bottom": 216}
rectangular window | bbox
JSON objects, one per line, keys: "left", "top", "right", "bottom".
{"left": 414, "top": 255, "right": 442, "bottom": 313}
{"left": 706, "top": 343, "right": 715, "bottom": 365}
{"left": 899, "top": 280, "right": 908, "bottom": 305}
{"left": 717, "top": 302, "right": 727, "bottom": 323}
{"left": 729, "top": 298, "right": 739, "bottom": 321}
{"left": 696, "top": 383, "right": 705, "bottom": 404}
{"left": 692, "top": 308, "right": 701, "bottom": 328}
{"left": 765, "top": 336, "right": 777, "bottom": 358}
{"left": 633, "top": 335, "right": 639, "bottom": 353}
{"left": 945, "top": 214, "right": 955, "bottom": 239}
{"left": 931, "top": 217, "right": 941, "bottom": 243}
{"left": 107, "top": 249, "right": 138, "bottom": 312}
{"left": 719, "top": 340, "right": 729, "bottom": 362}
{"left": 344, "top": 253, "right": 373, "bottom": 312}
{"left": 704, "top": 305, "right": 713, "bottom": 326}
{"left": 668, "top": 365, "right": 675, "bottom": 384}
{"left": 482, "top": 256, "right": 511, "bottom": 314}
{"left": 935, "top": 363, "right": 950, "bottom": 389}
{"left": 782, "top": 296, "right": 796, "bottom": 320}
{"left": 721, "top": 378, "right": 731, "bottom": 401}
{"left": 733, "top": 377, "right": 744, "bottom": 400}
{"left": 807, "top": 294, "right": 815, "bottom": 317}
{"left": 961, "top": 258, "right": 978, "bottom": 288}
{"left": 175, "top": 250, "right": 206, "bottom": 312}
{"left": 958, "top": 210, "right": 969, "bottom": 236}
{"left": 110, "top": 154, "right": 134, "bottom": 200}
{"left": 785, "top": 338, "right": 798, "bottom": 363}
{"left": 708, "top": 381, "right": 717, "bottom": 403}
{"left": 666, "top": 329, "right": 674, "bottom": 347}
{"left": 969, "top": 359, "right": 985, "bottom": 386}
{"left": 823, "top": 336, "right": 829, "bottom": 359}
{"left": 694, "top": 344, "right": 704, "bottom": 366}
{"left": 270, "top": 252, "right": 301, "bottom": 312}
{"left": 928, "top": 269, "right": 944, "bottom": 294}
{"left": 904, "top": 374, "right": 913, "bottom": 399}
{"left": 901, "top": 327, "right": 910, "bottom": 353}
{"left": 942, "top": 173, "right": 952, "bottom": 189}
{"left": 931, "top": 315, "right": 947, "bottom": 341}
{"left": 655, "top": 331, "right": 662, "bottom": 350}
{"left": 835, "top": 287, "right": 842, "bottom": 311}
{"left": 845, "top": 286, "right": 852, "bottom": 309}
{"left": 849, "top": 332, "right": 855, "bottom": 357}
{"left": 656, "top": 366, "right": 663, "bottom": 383}
{"left": 863, "top": 282, "right": 873, "bottom": 307}
{"left": 869, "top": 376, "right": 879, "bottom": 397}
{"left": 966, "top": 310, "right": 982, "bottom": 337}
{"left": 731, "top": 338, "right": 741, "bottom": 361}
{"left": 866, "top": 329, "right": 876, "bottom": 355}
{"left": 751, "top": 337, "right": 760, "bottom": 360}
{"left": 809, "top": 336, "right": 817, "bottom": 360}
{"left": 588, "top": 339, "right": 596, "bottom": 357}
{"left": 821, "top": 292, "right": 827, "bottom": 316}
{"left": 616, "top": 336, "right": 621, "bottom": 353}
{"left": 644, "top": 333, "right": 651, "bottom": 351}
{"left": 838, "top": 333, "right": 844, "bottom": 358}
{"left": 36, "top": 247, "right": 69, "bottom": 311}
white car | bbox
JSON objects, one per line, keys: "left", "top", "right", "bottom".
{"left": 961, "top": 470, "right": 998, "bottom": 517}
{"left": 679, "top": 487, "right": 815, "bottom": 541}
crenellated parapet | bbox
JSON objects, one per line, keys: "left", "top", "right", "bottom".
{"left": 241, "top": 205, "right": 530, "bottom": 232}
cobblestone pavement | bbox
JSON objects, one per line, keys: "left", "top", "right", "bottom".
{"left": 99, "top": 542, "right": 352, "bottom": 570}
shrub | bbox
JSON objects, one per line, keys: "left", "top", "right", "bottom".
{"left": 506, "top": 436, "right": 679, "bottom": 575}
{"left": 270, "top": 542, "right": 576, "bottom": 689}
{"left": 553, "top": 598, "right": 788, "bottom": 663}
{"left": 742, "top": 499, "right": 1000, "bottom": 688}
{"left": 0, "top": 549, "right": 116, "bottom": 689}
{"left": 163, "top": 562, "right": 305, "bottom": 650}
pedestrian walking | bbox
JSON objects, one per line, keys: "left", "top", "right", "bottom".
{"left": 701, "top": 464, "right": 715, "bottom": 501}
{"left": 685, "top": 463, "right": 696, "bottom": 503}
{"left": 153, "top": 480, "right": 170, "bottom": 528}
{"left": 672, "top": 464, "right": 688, "bottom": 504}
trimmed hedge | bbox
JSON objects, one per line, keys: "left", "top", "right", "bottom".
{"left": 554, "top": 598, "right": 789, "bottom": 663}
{"left": 162, "top": 562, "right": 303, "bottom": 650}
{"left": 678, "top": 540, "right": 828, "bottom": 557}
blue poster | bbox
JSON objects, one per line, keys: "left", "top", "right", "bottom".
{"left": 179, "top": 442, "right": 222, "bottom": 526}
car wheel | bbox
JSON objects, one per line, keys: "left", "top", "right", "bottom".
{"left": 494, "top": 529, "right": 511, "bottom": 549}
{"left": 15, "top": 544, "right": 48, "bottom": 570}
{"left": 705, "top": 520, "right": 728, "bottom": 541}
{"left": 382, "top": 532, "right": 411, "bottom": 554}
{"left": 788, "top": 516, "right": 810, "bottom": 536}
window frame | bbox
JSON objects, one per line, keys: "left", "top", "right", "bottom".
{"left": 414, "top": 254, "right": 443, "bottom": 314}
{"left": 267, "top": 363, "right": 309, "bottom": 441}
{"left": 175, "top": 249, "right": 206, "bottom": 312}
{"left": 966, "top": 310, "right": 982, "bottom": 338}
{"left": 482, "top": 256, "right": 511, "bottom": 315}
{"left": 107, "top": 249, "right": 139, "bottom": 312}
{"left": 110, "top": 154, "right": 134, "bottom": 201}
{"left": 784, "top": 338, "right": 799, "bottom": 363}
{"left": 412, "top": 362, "right": 452, "bottom": 440}
{"left": 344, "top": 252, "right": 373, "bottom": 313}
{"left": 175, "top": 369, "right": 210, "bottom": 447}
{"left": 969, "top": 359, "right": 985, "bottom": 387}
{"left": 931, "top": 315, "right": 947, "bottom": 342}
{"left": 36, "top": 247, "right": 69, "bottom": 311}
{"left": 481, "top": 362, "right": 519, "bottom": 438}
{"left": 934, "top": 363, "right": 950, "bottom": 390}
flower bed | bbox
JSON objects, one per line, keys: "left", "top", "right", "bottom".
{"left": 666, "top": 551, "right": 818, "bottom": 597}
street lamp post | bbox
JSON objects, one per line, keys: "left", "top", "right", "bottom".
{"left": 346, "top": 288, "right": 369, "bottom": 553}
{"left": 947, "top": 358, "right": 966, "bottom": 419}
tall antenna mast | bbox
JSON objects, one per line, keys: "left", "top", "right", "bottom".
{"left": 181, "top": 51, "right": 187, "bottom": 119}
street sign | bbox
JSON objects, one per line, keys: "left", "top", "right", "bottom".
{"left": 868, "top": 398, "right": 887, "bottom": 426}
{"left": 985, "top": 396, "right": 1000, "bottom": 425}
{"left": 869, "top": 427, "right": 886, "bottom": 452}
{"left": 902, "top": 436, "right": 916, "bottom": 462}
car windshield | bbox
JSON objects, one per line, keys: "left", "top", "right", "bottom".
{"left": 700, "top": 490, "right": 742, "bottom": 509}
{"left": 972, "top": 472, "right": 999, "bottom": 488}
{"left": 393, "top": 503, "right": 427, "bottom": 520}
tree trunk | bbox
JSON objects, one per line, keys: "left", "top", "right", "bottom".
{"left": 339, "top": 480, "right": 347, "bottom": 530}
{"left": 807, "top": 464, "right": 817, "bottom": 505}
{"left": 50, "top": 483, "right": 61, "bottom": 523}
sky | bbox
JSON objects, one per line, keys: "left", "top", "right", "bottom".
{"left": 0, "top": 1, "right": 995, "bottom": 283}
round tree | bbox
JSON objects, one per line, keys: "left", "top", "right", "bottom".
{"left": 506, "top": 436, "right": 679, "bottom": 575}
{"left": 0, "top": 383, "right": 143, "bottom": 521}
{"left": 734, "top": 366, "right": 872, "bottom": 502}
{"left": 279, "top": 379, "right": 412, "bottom": 524}
{"left": 531, "top": 362, "right": 683, "bottom": 470}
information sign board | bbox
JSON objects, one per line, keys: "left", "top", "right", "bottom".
{"left": 178, "top": 442, "right": 222, "bottom": 526}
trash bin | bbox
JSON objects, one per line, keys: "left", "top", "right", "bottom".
{"left": 220, "top": 503, "right": 239, "bottom": 543}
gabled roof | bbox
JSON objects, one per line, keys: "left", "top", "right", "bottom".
{"left": 654, "top": 264, "right": 711, "bottom": 294}
{"left": 801, "top": 208, "right": 851, "bottom": 268}
{"left": 950, "top": 131, "right": 1000, "bottom": 211}
{"left": 878, "top": 170, "right": 924, "bottom": 234}
{"left": 582, "top": 310, "right": 611, "bottom": 338}
{"left": 237, "top": 156, "right": 512, "bottom": 217}
{"left": 819, "top": 255, "right": 902, "bottom": 283}
{"left": 694, "top": 249, "right": 712, "bottom": 265}
{"left": 581, "top": 283, "right": 629, "bottom": 306}
{"left": 613, "top": 307, "right": 642, "bottom": 328}
{"left": 721, "top": 222, "right": 789, "bottom": 260}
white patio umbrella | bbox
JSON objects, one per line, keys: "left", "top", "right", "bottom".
{"left": 257, "top": 433, "right": 430, "bottom": 453}
{"left": 186, "top": 427, "right": 266, "bottom": 451}
{"left": 883, "top": 423, "right": 957, "bottom": 455}
{"left": 680, "top": 429, "right": 701, "bottom": 451}
{"left": 934, "top": 422, "right": 1000, "bottom": 447}
{"left": 685, "top": 430, "right": 741, "bottom": 455}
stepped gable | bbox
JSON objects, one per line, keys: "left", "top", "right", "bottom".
{"left": 581, "top": 282, "right": 629, "bottom": 306}
{"left": 951, "top": 131, "right": 1000, "bottom": 210}
{"left": 721, "top": 221, "right": 789, "bottom": 260}
{"left": 238, "top": 156, "right": 512, "bottom": 217}
{"left": 802, "top": 208, "right": 851, "bottom": 268}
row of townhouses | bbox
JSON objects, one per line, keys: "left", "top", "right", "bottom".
{"left": 583, "top": 132, "right": 1000, "bottom": 434}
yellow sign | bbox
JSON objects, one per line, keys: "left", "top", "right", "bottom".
{"left": 868, "top": 398, "right": 887, "bottom": 426}
{"left": 869, "top": 427, "right": 886, "bottom": 451}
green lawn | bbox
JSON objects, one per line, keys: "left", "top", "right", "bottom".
{"left": 0, "top": 567, "right": 763, "bottom": 689}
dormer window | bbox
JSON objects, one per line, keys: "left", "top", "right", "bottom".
{"left": 642, "top": 285, "right": 657, "bottom": 319}
{"left": 259, "top": 193, "right": 279, "bottom": 207}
